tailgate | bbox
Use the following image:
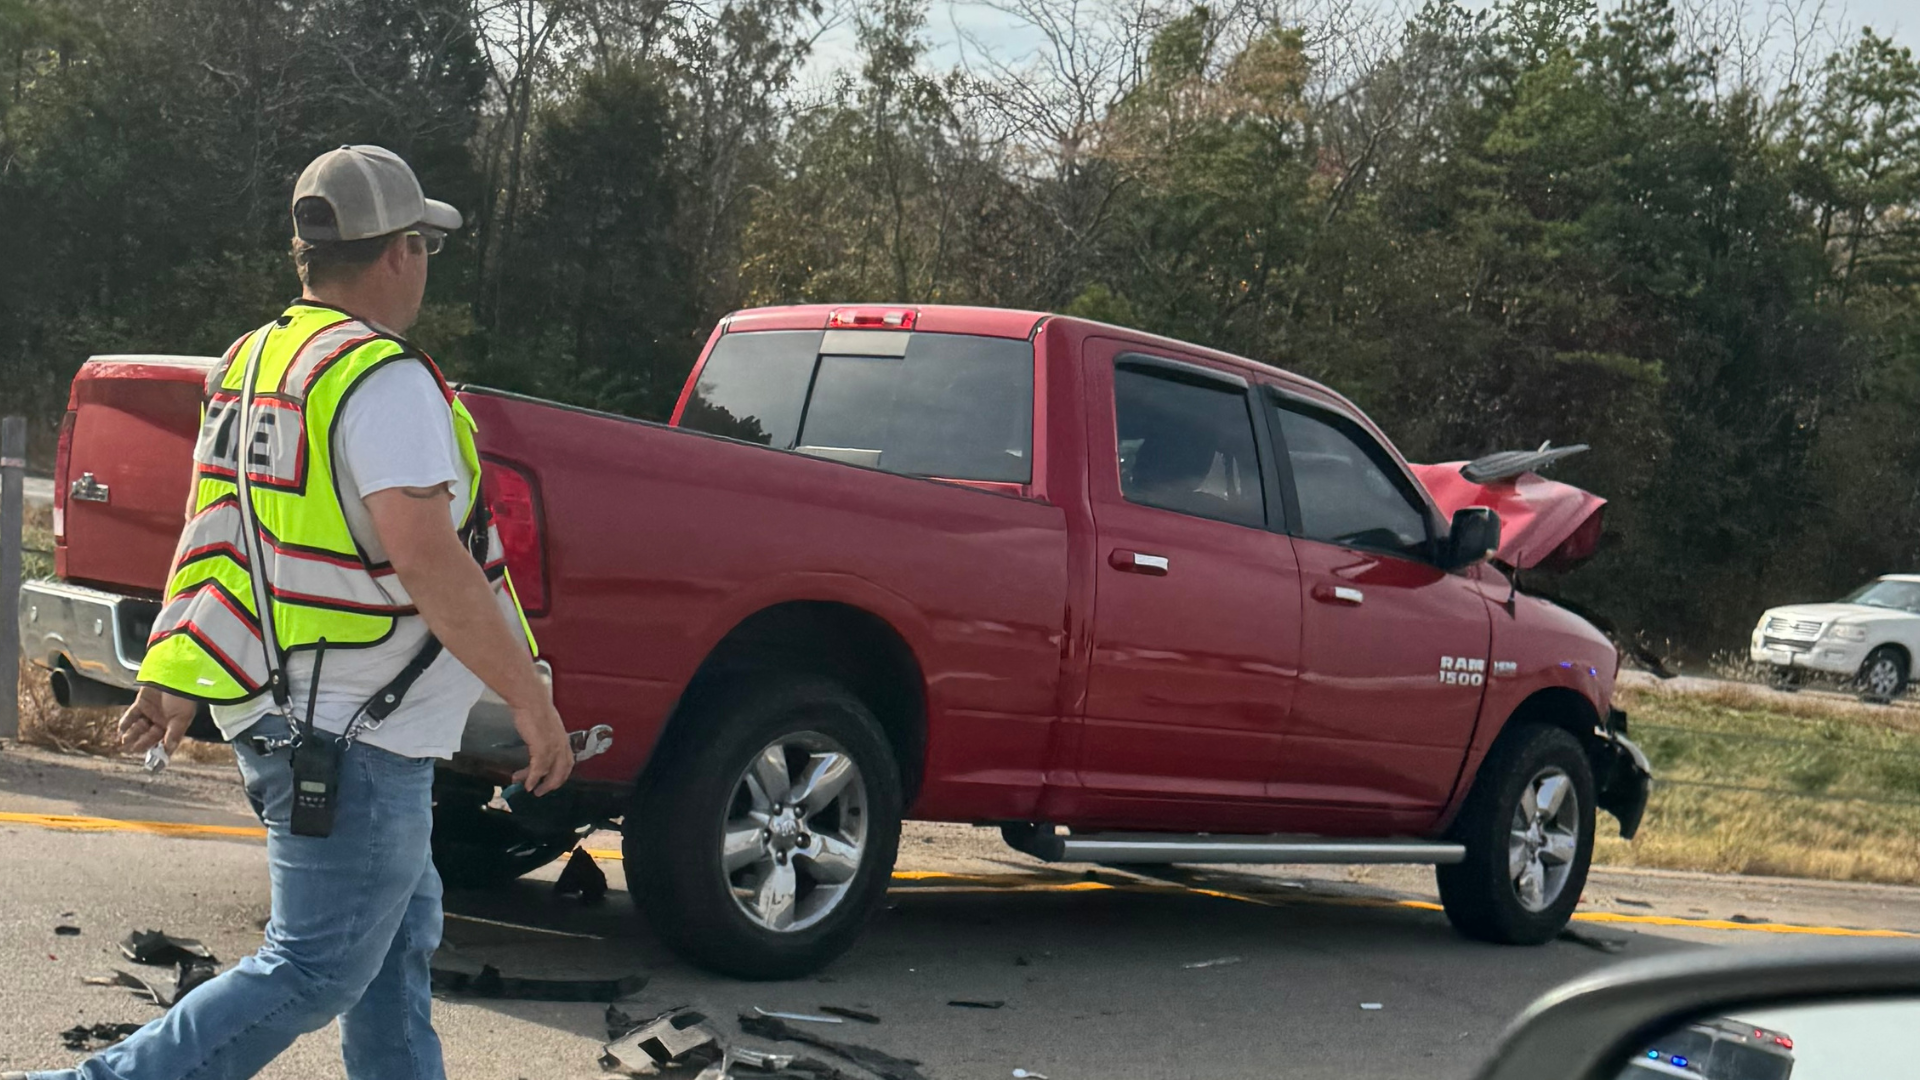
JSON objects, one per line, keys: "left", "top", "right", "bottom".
{"left": 59, "top": 356, "right": 214, "bottom": 595}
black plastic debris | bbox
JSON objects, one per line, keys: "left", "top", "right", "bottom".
{"left": 54, "top": 925, "right": 81, "bottom": 936}
{"left": 738, "top": 1012, "right": 929, "bottom": 1080}
{"left": 430, "top": 960, "right": 645, "bottom": 1003}
{"left": 1557, "top": 926, "right": 1629, "bottom": 954}
{"left": 175, "top": 958, "right": 220, "bottom": 1002}
{"left": 818, "top": 1006, "right": 881, "bottom": 1024}
{"left": 946, "top": 999, "right": 1005, "bottom": 1010}
{"left": 603, "top": 1007, "right": 722, "bottom": 1072}
{"left": 61, "top": 1022, "right": 144, "bottom": 1051}
{"left": 552, "top": 847, "right": 607, "bottom": 904}
{"left": 121, "top": 930, "right": 215, "bottom": 966}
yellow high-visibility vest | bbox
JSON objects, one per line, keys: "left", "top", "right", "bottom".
{"left": 138, "top": 301, "right": 534, "bottom": 704}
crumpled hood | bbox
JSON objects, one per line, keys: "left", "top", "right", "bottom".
{"left": 1411, "top": 463, "right": 1607, "bottom": 571}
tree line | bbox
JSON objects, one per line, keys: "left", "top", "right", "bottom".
{"left": 4, "top": 0, "right": 1918, "bottom": 656}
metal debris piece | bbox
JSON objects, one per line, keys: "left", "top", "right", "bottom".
{"left": 1182, "top": 956, "right": 1244, "bottom": 970}
{"left": 121, "top": 929, "right": 215, "bottom": 966}
{"left": 112, "top": 969, "right": 170, "bottom": 1006}
{"left": 61, "top": 1022, "right": 144, "bottom": 1051}
{"left": 1361, "top": 1003, "right": 1384, "bottom": 1010}
{"left": 81, "top": 975, "right": 117, "bottom": 987}
{"left": 738, "top": 1012, "right": 929, "bottom": 1080}
{"left": 753, "top": 1007, "right": 844, "bottom": 1024}
{"left": 429, "top": 960, "right": 646, "bottom": 1002}
{"left": 732, "top": 1047, "right": 796, "bottom": 1071}
{"left": 1557, "top": 926, "right": 1629, "bottom": 954}
{"left": 818, "top": 1006, "right": 881, "bottom": 1024}
{"left": 946, "top": 999, "right": 1005, "bottom": 1010}
{"left": 603, "top": 1007, "right": 722, "bottom": 1072}
{"left": 1012, "top": 1071, "right": 1050, "bottom": 1079}
{"left": 144, "top": 744, "right": 170, "bottom": 774}
{"left": 552, "top": 847, "right": 608, "bottom": 904}
{"left": 54, "top": 925, "right": 81, "bottom": 936}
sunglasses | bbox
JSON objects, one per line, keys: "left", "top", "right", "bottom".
{"left": 405, "top": 229, "right": 446, "bottom": 256}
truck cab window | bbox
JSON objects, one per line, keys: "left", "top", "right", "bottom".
{"left": 1273, "top": 402, "right": 1430, "bottom": 558}
{"left": 680, "top": 330, "right": 822, "bottom": 448}
{"left": 1114, "top": 365, "right": 1266, "bottom": 528}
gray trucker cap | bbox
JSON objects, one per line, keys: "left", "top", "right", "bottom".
{"left": 291, "top": 145, "right": 462, "bottom": 241}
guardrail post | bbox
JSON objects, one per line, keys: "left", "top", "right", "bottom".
{"left": 1, "top": 415, "right": 23, "bottom": 741}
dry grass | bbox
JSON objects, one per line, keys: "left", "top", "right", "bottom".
{"left": 1595, "top": 683, "right": 1920, "bottom": 885}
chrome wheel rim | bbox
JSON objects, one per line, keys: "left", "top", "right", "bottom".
{"left": 1508, "top": 767, "right": 1579, "bottom": 913}
{"left": 722, "top": 732, "right": 868, "bottom": 933}
{"left": 1866, "top": 656, "right": 1902, "bottom": 699}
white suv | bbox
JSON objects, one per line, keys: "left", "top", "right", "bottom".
{"left": 1751, "top": 575, "right": 1920, "bottom": 701}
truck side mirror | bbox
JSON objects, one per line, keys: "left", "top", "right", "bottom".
{"left": 1442, "top": 507, "right": 1501, "bottom": 570}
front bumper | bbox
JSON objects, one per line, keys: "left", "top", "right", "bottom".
{"left": 1749, "top": 640, "right": 1865, "bottom": 676}
{"left": 20, "top": 579, "right": 542, "bottom": 774}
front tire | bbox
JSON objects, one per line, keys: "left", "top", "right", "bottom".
{"left": 1857, "top": 646, "right": 1909, "bottom": 703}
{"left": 1436, "top": 725, "right": 1596, "bottom": 945}
{"left": 625, "top": 675, "right": 903, "bottom": 979}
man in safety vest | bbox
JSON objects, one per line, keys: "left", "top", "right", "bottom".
{"left": 18, "top": 146, "right": 574, "bottom": 1080}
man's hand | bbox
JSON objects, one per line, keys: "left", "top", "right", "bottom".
{"left": 511, "top": 694, "right": 573, "bottom": 796}
{"left": 119, "top": 686, "right": 198, "bottom": 756}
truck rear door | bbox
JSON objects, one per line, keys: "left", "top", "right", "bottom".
{"left": 1078, "top": 340, "right": 1302, "bottom": 811}
{"left": 1263, "top": 390, "right": 1492, "bottom": 822}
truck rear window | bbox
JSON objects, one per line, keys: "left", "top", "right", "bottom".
{"left": 681, "top": 329, "right": 1035, "bottom": 484}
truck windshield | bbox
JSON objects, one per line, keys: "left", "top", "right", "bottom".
{"left": 681, "top": 329, "right": 1035, "bottom": 484}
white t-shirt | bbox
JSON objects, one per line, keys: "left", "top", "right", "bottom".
{"left": 211, "top": 359, "right": 507, "bottom": 759}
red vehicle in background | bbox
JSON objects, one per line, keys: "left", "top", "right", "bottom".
{"left": 20, "top": 304, "right": 1649, "bottom": 978}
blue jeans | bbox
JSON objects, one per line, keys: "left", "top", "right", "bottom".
{"left": 35, "top": 714, "right": 447, "bottom": 1080}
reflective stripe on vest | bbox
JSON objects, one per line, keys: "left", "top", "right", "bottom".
{"left": 137, "top": 302, "right": 531, "bottom": 704}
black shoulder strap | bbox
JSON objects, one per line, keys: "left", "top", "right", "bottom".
{"left": 362, "top": 480, "right": 494, "bottom": 723}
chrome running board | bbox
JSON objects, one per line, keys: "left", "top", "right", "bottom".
{"left": 1002, "top": 826, "right": 1465, "bottom": 865}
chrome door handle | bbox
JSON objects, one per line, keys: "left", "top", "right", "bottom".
{"left": 1110, "top": 549, "right": 1170, "bottom": 576}
{"left": 1313, "top": 584, "right": 1363, "bottom": 605}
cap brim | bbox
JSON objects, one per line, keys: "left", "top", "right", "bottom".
{"left": 418, "top": 199, "right": 463, "bottom": 232}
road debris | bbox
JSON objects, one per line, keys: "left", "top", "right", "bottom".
{"left": 738, "top": 1012, "right": 930, "bottom": 1080}
{"left": 54, "top": 924, "right": 81, "bottom": 936}
{"left": 1727, "top": 914, "right": 1770, "bottom": 924}
{"left": 175, "top": 958, "right": 220, "bottom": 1001}
{"left": 1012, "top": 1070, "right": 1049, "bottom": 1079}
{"left": 552, "top": 847, "right": 608, "bottom": 904}
{"left": 946, "top": 1000, "right": 1005, "bottom": 1010}
{"left": 818, "top": 1006, "right": 881, "bottom": 1024}
{"left": 144, "top": 744, "right": 170, "bottom": 774}
{"left": 1181, "top": 956, "right": 1243, "bottom": 969}
{"left": 61, "top": 1022, "right": 144, "bottom": 1051}
{"left": 110, "top": 969, "right": 171, "bottom": 1006}
{"left": 1557, "top": 926, "right": 1629, "bottom": 954}
{"left": 753, "top": 1007, "right": 845, "bottom": 1024}
{"left": 121, "top": 929, "right": 215, "bottom": 966}
{"left": 603, "top": 1006, "right": 722, "bottom": 1073}
{"left": 430, "top": 959, "right": 645, "bottom": 1002}
{"left": 1360, "top": 1003, "right": 1384, "bottom": 1011}
{"left": 1613, "top": 896, "right": 1654, "bottom": 908}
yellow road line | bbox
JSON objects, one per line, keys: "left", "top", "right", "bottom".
{"left": 11, "top": 812, "right": 1915, "bottom": 939}
{"left": 0, "top": 810, "right": 266, "bottom": 840}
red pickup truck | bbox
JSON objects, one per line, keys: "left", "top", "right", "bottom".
{"left": 20, "top": 304, "right": 1648, "bottom": 978}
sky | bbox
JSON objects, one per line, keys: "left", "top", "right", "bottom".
{"left": 804, "top": 0, "right": 1917, "bottom": 82}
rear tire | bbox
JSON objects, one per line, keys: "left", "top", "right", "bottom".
{"left": 624, "top": 675, "right": 903, "bottom": 980}
{"left": 1436, "top": 725, "right": 1596, "bottom": 945}
{"left": 1857, "top": 646, "right": 1908, "bottom": 704}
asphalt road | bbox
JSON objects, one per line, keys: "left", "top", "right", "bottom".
{"left": 22, "top": 476, "right": 52, "bottom": 508}
{"left": 3, "top": 744, "right": 1917, "bottom": 1080}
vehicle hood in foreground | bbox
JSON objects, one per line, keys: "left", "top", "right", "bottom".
{"left": 1411, "top": 463, "right": 1606, "bottom": 571}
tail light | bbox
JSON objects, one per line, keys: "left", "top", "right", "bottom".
{"left": 481, "top": 457, "right": 548, "bottom": 616}
{"left": 1775, "top": 1036, "right": 1793, "bottom": 1050}
{"left": 53, "top": 409, "right": 75, "bottom": 541}
{"left": 827, "top": 307, "right": 917, "bottom": 330}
